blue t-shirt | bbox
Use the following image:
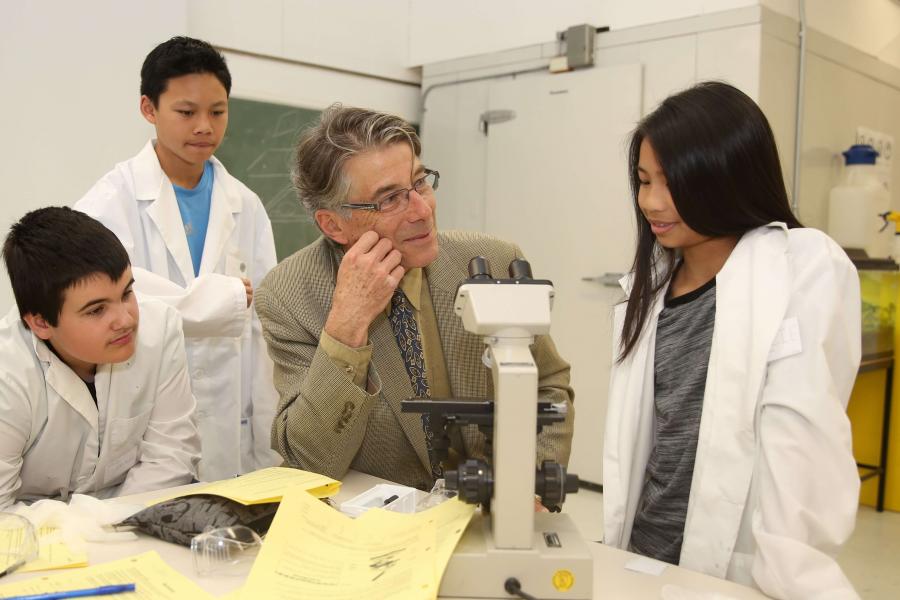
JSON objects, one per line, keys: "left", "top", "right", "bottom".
{"left": 172, "top": 161, "right": 214, "bottom": 276}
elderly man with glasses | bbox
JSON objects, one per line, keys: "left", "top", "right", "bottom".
{"left": 255, "top": 105, "right": 574, "bottom": 490}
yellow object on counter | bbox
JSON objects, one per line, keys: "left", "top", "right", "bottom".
{"left": 0, "top": 551, "right": 213, "bottom": 599}
{"left": 240, "top": 487, "right": 475, "bottom": 599}
{"left": 148, "top": 467, "right": 341, "bottom": 506}
{"left": 16, "top": 527, "right": 88, "bottom": 573}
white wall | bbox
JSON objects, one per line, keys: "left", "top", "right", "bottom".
{"left": 0, "top": 0, "right": 188, "bottom": 312}
{"left": 187, "top": 0, "right": 421, "bottom": 121}
{"left": 796, "top": 44, "right": 900, "bottom": 231}
{"left": 0, "top": 0, "right": 422, "bottom": 311}
{"left": 409, "top": 0, "right": 760, "bottom": 66}
{"left": 756, "top": 6, "right": 900, "bottom": 233}
{"left": 4, "top": 0, "right": 897, "bottom": 312}
{"left": 763, "top": 0, "right": 900, "bottom": 70}
{"left": 188, "top": 0, "right": 419, "bottom": 83}
{"left": 409, "top": 0, "right": 900, "bottom": 71}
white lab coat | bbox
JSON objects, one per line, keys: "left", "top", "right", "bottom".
{"left": 75, "top": 140, "right": 280, "bottom": 481}
{"left": 604, "top": 223, "right": 861, "bottom": 599}
{"left": 0, "top": 299, "right": 200, "bottom": 509}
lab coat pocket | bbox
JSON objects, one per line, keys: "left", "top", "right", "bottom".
{"left": 108, "top": 409, "right": 153, "bottom": 449}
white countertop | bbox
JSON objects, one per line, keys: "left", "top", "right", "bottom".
{"left": 2, "top": 471, "right": 770, "bottom": 599}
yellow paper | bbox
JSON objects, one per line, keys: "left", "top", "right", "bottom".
{"left": 242, "top": 488, "right": 474, "bottom": 600}
{"left": 17, "top": 527, "right": 88, "bottom": 573}
{"left": 367, "top": 497, "right": 476, "bottom": 578}
{"left": 0, "top": 523, "right": 32, "bottom": 573}
{"left": 0, "top": 550, "right": 213, "bottom": 599}
{"left": 149, "top": 467, "right": 341, "bottom": 506}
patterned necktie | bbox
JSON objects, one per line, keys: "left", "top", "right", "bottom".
{"left": 388, "top": 288, "right": 443, "bottom": 480}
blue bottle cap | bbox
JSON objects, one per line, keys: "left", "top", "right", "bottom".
{"left": 842, "top": 144, "right": 879, "bottom": 165}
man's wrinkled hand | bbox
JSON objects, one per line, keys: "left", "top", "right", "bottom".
{"left": 325, "top": 231, "right": 405, "bottom": 348}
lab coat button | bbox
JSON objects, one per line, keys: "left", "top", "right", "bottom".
{"left": 240, "top": 262, "right": 246, "bottom": 272}
{"left": 194, "top": 369, "right": 205, "bottom": 379}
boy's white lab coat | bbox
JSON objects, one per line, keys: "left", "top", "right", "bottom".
{"left": 0, "top": 299, "right": 200, "bottom": 509}
{"left": 75, "top": 141, "right": 280, "bottom": 481}
{"left": 604, "top": 223, "right": 861, "bottom": 599}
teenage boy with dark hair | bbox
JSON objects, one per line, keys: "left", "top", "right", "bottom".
{"left": 0, "top": 207, "right": 200, "bottom": 509}
{"left": 75, "top": 37, "right": 279, "bottom": 481}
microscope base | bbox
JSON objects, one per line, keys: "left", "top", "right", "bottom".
{"left": 439, "top": 512, "right": 594, "bottom": 599}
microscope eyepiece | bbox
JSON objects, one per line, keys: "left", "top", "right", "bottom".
{"left": 508, "top": 259, "right": 533, "bottom": 281}
{"left": 468, "top": 256, "right": 493, "bottom": 280}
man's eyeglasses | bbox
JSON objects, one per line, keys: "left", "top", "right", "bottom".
{"left": 340, "top": 169, "right": 440, "bottom": 214}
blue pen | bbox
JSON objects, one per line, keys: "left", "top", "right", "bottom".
{"left": 0, "top": 583, "right": 136, "bottom": 600}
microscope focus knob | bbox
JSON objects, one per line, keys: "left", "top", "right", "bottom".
{"left": 535, "top": 460, "right": 579, "bottom": 509}
{"left": 445, "top": 459, "right": 493, "bottom": 505}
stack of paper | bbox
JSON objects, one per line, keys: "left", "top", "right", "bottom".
{"left": 18, "top": 527, "right": 89, "bottom": 573}
{"left": 239, "top": 487, "right": 475, "bottom": 599}
{"left": 0, "top": 525, "right": 87, "bottom": 575}
{"left": 148, "top": 467, "right": 341, "bottom": 506}
{"left": 0, "top": 551, "right": 214, "bottom": 599}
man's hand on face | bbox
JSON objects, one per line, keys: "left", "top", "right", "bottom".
{"left": 325, "top": 231, "right": 405, "bottom": 348}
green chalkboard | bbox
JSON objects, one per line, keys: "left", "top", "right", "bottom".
{"left": 216, "top": 98, "right": 322, "bottom": 261}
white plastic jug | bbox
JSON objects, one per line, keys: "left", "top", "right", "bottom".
{"left": 828, "top": 144, "right": 891, "bottom": 257}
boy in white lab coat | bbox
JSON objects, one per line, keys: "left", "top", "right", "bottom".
{"left": 0, "top": 207, "right": 200, "bottom": 509}
{"left": 75, "top": 37, "right": 280, "bottom": 481}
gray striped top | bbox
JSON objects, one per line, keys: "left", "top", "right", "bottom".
{"left": 629, "top": 277, "right": 716, "bottom": 565}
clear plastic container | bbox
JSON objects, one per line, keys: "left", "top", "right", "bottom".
{"left": 828, "top": 144, "right": 892, "bottom": 258}
{"left": 190, "top": 525, "right": 262, "bottom": 576}
{"left": 340, "top": 480, "right": 457, "bottom": 518}
{"left": 0, "top": 513, "right": 39, "bottom": 577}
{"left": 340, "top": 484, "right": 418, "bottom": 518}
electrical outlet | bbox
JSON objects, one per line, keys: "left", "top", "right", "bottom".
{"left": 856, "top": 126, "right": 894, "bottom": 165}
{"left": 856, "top": 126, "right": 894, "bottom": 194}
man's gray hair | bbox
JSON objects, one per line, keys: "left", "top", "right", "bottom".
{"left": 292, "top": 104, "right": 421, "bottom": 215}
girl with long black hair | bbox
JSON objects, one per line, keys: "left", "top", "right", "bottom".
{"left": 603, "top": 81, "right": 861, "bottom": 599}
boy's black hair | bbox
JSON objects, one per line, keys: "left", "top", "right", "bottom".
{"left": 3, "top": 207, "right": 131, "bottom": 326}
{"left": 140, "top": 36, "right": 231, "bottom": 106}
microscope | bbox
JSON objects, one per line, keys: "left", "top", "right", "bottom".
{"left": 402, "top": 257, "right": 593, "bottom": 599}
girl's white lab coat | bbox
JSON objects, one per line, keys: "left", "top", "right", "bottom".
{"left": 0, "top": 300, "right": 200, "bottom": 509}
{"left": 75, "top": 141, "right": 280, "bottom": 481}
{"left": 604, "top": 223, "right": 861, "bottom": 599}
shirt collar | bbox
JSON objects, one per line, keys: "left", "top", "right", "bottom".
{"left": 385, "top": 267, "right": 423, "bottom": 315}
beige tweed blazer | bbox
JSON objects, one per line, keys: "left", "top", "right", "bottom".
{"left": 255, "top": 230, "right": 575, "bottom": 488}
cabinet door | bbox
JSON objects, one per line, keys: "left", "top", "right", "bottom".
{"left": 487, "top": 64, "right": 642, "bottom": 485}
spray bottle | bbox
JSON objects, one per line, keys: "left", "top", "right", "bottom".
{"left": 879, "top": 211, "right": 900, "bottom": 264}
